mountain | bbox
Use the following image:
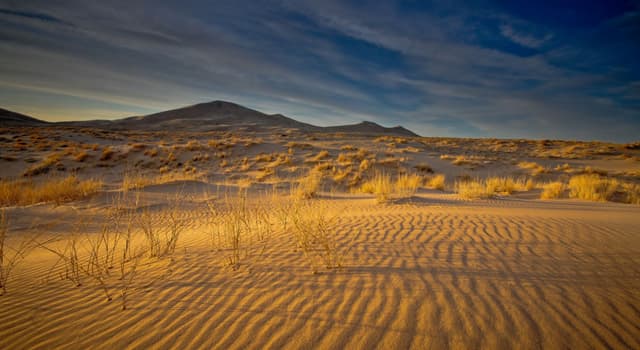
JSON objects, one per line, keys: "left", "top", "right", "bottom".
{"left": 3, "top": 101, "right": 419, "bottom": 136}
{"left": 0, "top": 108, "right": 48, "bottom": 126}
{"left": 113, "top": 100, "right": 317, "bottom": 131}
{"left": 322, "top": 121, "right": 417, "bottom": 137}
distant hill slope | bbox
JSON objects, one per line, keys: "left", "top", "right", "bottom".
{"left": 114, "top": 101, "right": 317, "bottom": 131}
{"left": 322, "top": 121, "right": 417, "bottom": 137}
{"left": 0, "top": 108, "right": 48, "bottom": 126}
{"left": 3, "top": 101, "right": 419, "bottom": 136}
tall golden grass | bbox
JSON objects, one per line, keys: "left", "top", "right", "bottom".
{"left": 0, "top": 176, "right": 102, "bottom": 206}
{"left": 568, "top": 174, "right": 618, "bottom": 202}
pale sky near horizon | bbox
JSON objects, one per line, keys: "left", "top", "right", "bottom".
{"left": 1, "top": 1, "right": 639, "bottom": 141}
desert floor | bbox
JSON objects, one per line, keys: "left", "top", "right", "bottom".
{"left": 1, "top": 189, "right": 639, "bottom": 349}
{"left": 1, "top": 128, "right": 639, "bottom": 349}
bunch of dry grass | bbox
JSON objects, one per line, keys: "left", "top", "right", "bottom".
{"left": 518, "top": 161, "right": 549, "bottom": 175}
{"left": 426, "top": 174, "right": 446, "bottom": 191}
{"left": 206, "top": 192, "right": 274, "bottom": 269}
{"left": 293, "top": 171, "right": 323, "bottom": 199}
{"left": 73, "top": 150, "right": 90, "bottom": 162}
{"left": 22, "top": 152, "right": 62, "bottom": 177}
{"left": 568, "top": 174, "right": 619, "bottom": 202}
{"left": 455, "top": 177, "right": 532, "bottom": 199}
{"left": 395, "top": 174, "right": 422, "bottom": 197}
{"left": 540, "top": 182, "right": 565, "bottom": 199}
{"left": 305, "top": 150, "right": 330, "bottom": 163}
{"left": 621, "top": 183, "right": 640, "bottom": 204}
{"left": 185, "top": 140, "right": 202, "bottom": 151}
{"left": 360, "top": 173, "right": 393, "bottom": 203}
{"left": 137, "top": 194, "right": 193, "bottom": 258}
{"left": 0, "top": 176, "right": 102, "bottom": 206}
{"left": 455, "top": 180, "right": 493, "bottom": 199}
{"left": 100, "top": 146, "right": 115, "bottom": 161}
{"left": 291, "top": 201, "right": 342, "bottom": 273}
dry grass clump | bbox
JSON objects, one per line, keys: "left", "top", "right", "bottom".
{"left": 185, "top": 140, "right": 202, "bottom": 151}
{"left": 360, "top": 173, "right": 393, "bottom": 203}
{"left": 73, "top": 150, "right": 90, "bottom": 162}
{"left": 255, "top": 153, "right": 275, "bottom": 163}
{"left": 359, "top": 159, "right": 372, "bottom": 172}
{"left": 100, "top": 146, "right": 115, "bottom": 161}
{"left": 455, "top": 180, "right": 492, "bottom": 199}
{"left": 360, "top": 173, "right": 423, "bottom": 202}
{"left": 395, "top": 174, "right": 422, "bottom": 196}
{"left": 540, "top": 182, "right": 566, "bottom": 199}
{"left": 518, "top": 161, "right": 549, "bottom": 175}
{"left": 621, "top": 183, "right": 640, "bottom": 204}
{"left": 286, "top": 142, "right": 313, "bottom": 150}
{"left": 293, "top": 171, "right": 323, "bottom": 199}
{"left": 340, "top": 144, "right": 357, "bottom": 151}
{"left": 568, "top": 174, "right": 618, "bottom": 202}
{"left": 305, "top": 150, "right": 330, "bottom": 163}
{"left": 455, "top": 177, "right": 533, "bottom": 199}
{"left": 129, "top": 143, "right": 147, "bottom": 151}
{"left": 144, "top": 147, "right": 158, "bottom": 157}
{"left": 291, "top": 201, "right": 342, "bottom": 273}
{"left": 122, "top": 172, "right": 156, "bottom": 191}
{"left": 426, "top": 174, "right": 446, "bottom": 190}
{"left": 23, "top": 152, "right": 63, "bottom": 177}
{"left": 1, "top": 176, "right": 102, "bottom": 206}
{"left": 485, "top": 177, "right": 519, "bottom": 195}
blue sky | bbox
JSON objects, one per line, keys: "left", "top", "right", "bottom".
{"left": 0, "top": 0, "right": 639, "bottom": 141}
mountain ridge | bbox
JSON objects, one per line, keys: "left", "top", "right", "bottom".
{"left": 1, "top": 101, "right": 418, "bottom": 137}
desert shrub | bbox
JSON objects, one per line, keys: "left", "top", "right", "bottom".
{"left": 360, "top": 173, "right": 393, "bottom": 203}
{"left": 130, "top": 143, "right": 147, "bottom": 151}
{"left": 122, "top": 172, "right": 155, "bottom": 191}
{"left": 100, "top": 146, "right": 115, "bottom": 161}
{"left": 395, "top": 174, "right": 422, "bottom": 196}
{"left": 621, "top": 183, "right": 640, "bottom": 204}
{"left": 332, "top": 167, "right": 352, "bottom": 183}
{"left": 540, "top": 182, "right": 565, "bottom": 199}
{"left": 518, "top": 161, "right": 548, "bottom": 175}
{"left": 74, "top": 150, "right": 90, "bottom": 162}
{"left": 0, "top": 176, "right": 102, "bottom": 206}
{"left": 359, "top": 159, "right": 372, "bottom": 172}
{"left": 426, "top": 174, "right": 446, "bottom": 191}
{"left": 185, "top": 140, "right": 201, "bottom": 151}
{"left": 568, "top": 174, "right": 619, "bottom": 202}
{"left": 306, "top": 150, "right": 330, "bottom": 163}
{"left": 22, "top": 152, "right": 62, "bottom": 177}
{"left": 455, "top": 177, "right": 531, "bottom": 199}
{"left": 293, "top": 171, "right": 323, "bottom": 199}
{"left": 455, "top": 179, "right": 492, "bottom": 199}
{"left": 340, "top": 144, "right": 357, "bottom": 151}
{"left": 485, "top": 177, "right": 518, "bottom": 195}
{"left": 291, "top": 201, "right": 342, "bottom": 272}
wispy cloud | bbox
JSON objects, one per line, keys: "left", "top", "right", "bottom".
{"left": 499, "top": 24, "right": 552, "bottom": 48}
{"left": 0, "top": 0, "right": 638, "bottom": 141}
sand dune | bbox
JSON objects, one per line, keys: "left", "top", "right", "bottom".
{"left": 2, "top": 192, "right": 639, "bottom": 349}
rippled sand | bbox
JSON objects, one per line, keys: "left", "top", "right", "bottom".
{"left": 1, "top": 193, "right": 639, "bottom": 349}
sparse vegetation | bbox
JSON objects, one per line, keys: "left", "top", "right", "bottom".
{"left": 293, "top": 170, "right": 323, "bottom": 199}
{"left": 0, "top": 176, "right": 102, "bottom": 206}
{"left": 426, "top": 174, "right": 446, "bottom": 191}
{"left": 541, "top": 182, "right": 565, "bottom": 199}
{"left": 568, "top": 174, "right": 618, "bottom": 202}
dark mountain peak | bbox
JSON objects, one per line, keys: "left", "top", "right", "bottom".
{"left": 0, "top": 108, "right": 48, "bottom": 125}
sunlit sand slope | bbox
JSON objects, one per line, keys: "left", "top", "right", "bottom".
{"left": 1, "top": 196, "right": 639, "bottom": 349}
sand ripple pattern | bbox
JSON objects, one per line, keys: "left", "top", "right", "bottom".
{"left": 1, "top": 199, "right": 640, "bottom": 349}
